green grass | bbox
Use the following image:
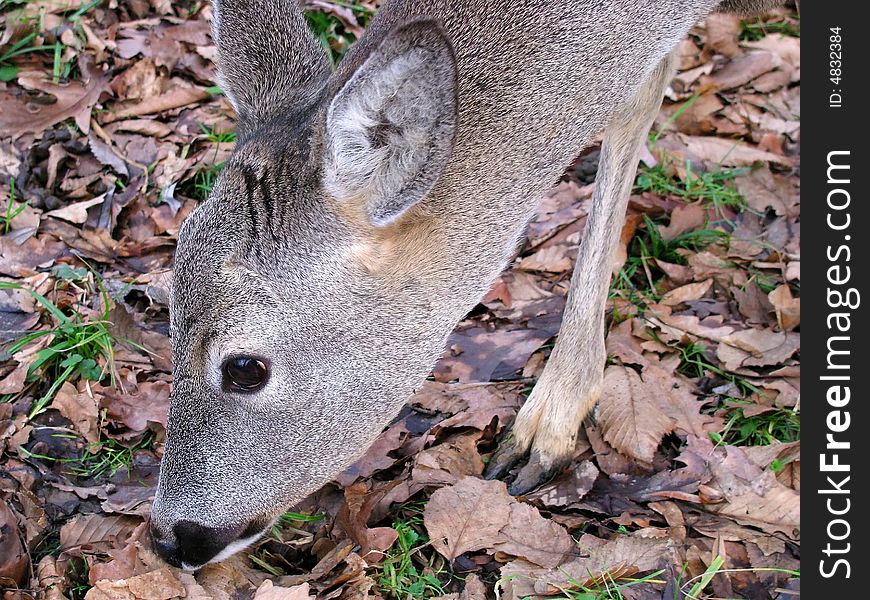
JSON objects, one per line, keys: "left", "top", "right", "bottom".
{"left": 183, "top": 162, "right": 224, "bottom": 201}
{"left": 177, "top": 124, "right": 237, "bottom": 200}
{"left": 71, "top": 433, "right": 156, "bottom": 478}
{"left": 2, "top": 178, "right": 27, "bottom": 233}
{"left": 739, "top": 17, "right": 800, "bottom": 42}
{"left": 246, "top": 511, "right": 327, "bottom": 576}
{"left": 500, "top": 569, "right": 666, "bottom": 600}
{"left": 667, "top": 342, "right": 799, "bottom": 448}
{"left": 712, "top": 400, "right": 800, "bottom": 447}
{"left": 304, "top": 1, "right": 377, "bottom": 67}
{"left": 20, "top": 432, "right": 155, "bottom": 479}
{"left": 678, "top": 556, "right": 799, "bottom": 599}
{"left": 376, "top": 503, "right": 447, "bottom": 600}
{"left": 269, "top": 510, "right": 326, "bottom": 542}
{"left": 554, "top": 570, "right": 666, "bottom": 600}
{"left": 66, "top": 555, "right": 92, "bottom": 600}
{"left": 0, "top": 268, "right": 122, "bottom": 419}
{"left": 610, "top": 215, "right": 729, "bottom": 305}
{"left": 635, "top": 161, "right": 748, "bottom": 218}
{"left": 0, "top": 24, "right": 55, "bottom": 82}
{"left": 0, "top": 0, "right": 100, "bottom": 82}
{"left": 199, "top": 123, "right": 236, "bottom": 144}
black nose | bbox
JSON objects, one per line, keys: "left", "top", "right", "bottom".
{"left": 151, "top": 520, "right": 245, "bottom": 569}
{"left": 150, "top": 523, "right": 183, "bottom": 568}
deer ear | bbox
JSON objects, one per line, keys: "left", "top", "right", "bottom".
{"left": 323, "top": 19, "right": 458, "bottom": 228}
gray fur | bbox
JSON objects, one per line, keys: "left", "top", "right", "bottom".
{"left": 324, "top": 19, "right": 458, "bottom": 226}
{"left": 153, "top": 0, "right": 783, "bottom": 568}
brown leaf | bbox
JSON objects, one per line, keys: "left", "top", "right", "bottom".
{"left": 336, "top": 483, "right": 401, "bottom": 561}
{"left": 660, "top": 133, "right": 791, "bottom": 168}
{"left": 661, "top": 279, "right": 713, "bottom": 307}
{"left": 108, "top": 304, "right": 173, "bottom": 371}
{"left": 253, "top": 580, "right": 312, "bottom": 600}
{"left": 659, "top": 203, "right": 706, "bottom": 241}
{"left": 424, "top": 476, "right": 512, "bottom": 561}
{"left": 691, "top": 437, "right": 800, "bottom": 539}
{"left": 704, "top": 13, "right": 742, "bottom": 58}
{"left": 108, "top": 78, "right": 210, "bottom": 121}
{"left": 732, "top": 281, "right": 774, "bottom": 325}
{"left": 528, "top": 460, "right": 600, "bottom": 508}
{"left": 36, "top": 556, "right": 67, "bottom": 600}
{"left": 597, "top": 366, "right": 675, "bottom": 464}
{"left": 703, "top": 51, "right": 780, "bottom": 91}
{"left": 60, "top": 514, "right": 142, "bottom": 554}
{"left": 86, "top": 568, "right": 186, "bottom": 600}
{"left": 0, "top": 502, "right": 28, "bottom": 585}
{"left": 492, "top": 501, "right": 575, "bottom": 568}
{"left": 517, "top": 245, "right": 572, "bottom": 273}
{"left": 89, "top": 542, "right": 151, "bottom": 584}
{"left": 52, "top": 382, "right": 100, "bottom": 444}
{"left": 45, "top": 196, "right": 106, "bottom": 224}
{"left": 768, "top": 284, "right": 800, "bottom": 331}
{"left": 0, "top": 63, "right": 109, "bottom": 138}
{"left": 435, "top": 384, "right": 523, "bottom": 431}
{"left": 101, "top": 381, "right": 171, "bottom": 432}
{"left": 412, "top": 432, "right": 485, "bottom": 487}
{"left": 336, "top": 419, "right": 409, "bottom": 486}
{"left": 499, "top": 534, "right": 670, "bottom": 599}
{"left": 433, "top": 325, "right": 555, "bottom": 383}
{"left": 716, "top": 329, "right": 800, "bottom": 372}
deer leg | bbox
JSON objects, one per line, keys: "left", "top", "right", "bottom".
{"left": 485, "top": 50, "right": 678, "bottom": 494}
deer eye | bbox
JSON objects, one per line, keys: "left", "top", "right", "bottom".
{"left": 222, "top": 356, "right": 269, "bottom": 393}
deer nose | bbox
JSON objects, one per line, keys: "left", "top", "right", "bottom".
{"left": 151, "top": 520, "right": 245, "bottom": 569}
{"left": 150, "top": 523, "right": 182, "bottom": 568}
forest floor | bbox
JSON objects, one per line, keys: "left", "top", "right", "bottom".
{"left": 0, "top": 2, "right": 799, "bottom": 599}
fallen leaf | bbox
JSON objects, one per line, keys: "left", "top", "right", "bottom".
{"left": 45, "top": 196, "right": 106, "bottom": 224}
{"left": 768, "top": 284, "right": 800, "bottom": 331}
{"left": 253, "top": 580, "right": 312, "bottom": 600}
{"left": 492, "top": 501, "right": 575, "bottom": 568}
{"left": 659, "top": 203, "right": 706, "bottom": 241}
{"left": 499, "top": 534, "right": 671, "bottom": 599}
{"left": 717, "top": 329, "right": 800, "bottom": 372}
{"left": 0, "top": 502, "right": 28, "bottom": 585}
{"left": 661, "top": 279, "right": 713, "bottom": 306}
{"left": 597, "top": 366, "right": 675, "bottom": 464}
{"left": 703, "top": 51, "right": 780, "bottom": 91}
{"left": 60, "top": 514, "right": 142, "bottom": 554}
{"left": 86, "top": 568, "right": 186, "bottom": 600}
{"left": 424, "top": 476, "right": 512, "bottom": 561}
{"left": 704, "top": 13, "right": 742, "bottom": 58}
{"left": 52, "top": 382, "right": 101, "bottom": 444}
{"left": 433, "top": 325, "right": 556, "bottom": 383}
{"left": 0, "top": 62, "right": 109, "bottom": 138}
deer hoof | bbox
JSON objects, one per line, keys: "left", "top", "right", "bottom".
{"left": 507, "top": 449, "right": 567, "bottom": 495}
{"left": 483, "top": 431, "right": 526, "bottom": 481}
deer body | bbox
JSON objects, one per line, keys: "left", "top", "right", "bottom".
{"left": 151, "top": 0, "right": 780, "bottom": 570}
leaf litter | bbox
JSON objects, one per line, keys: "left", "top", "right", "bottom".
{"left": 0, "top": 2, "right": 799, "bottom": 599}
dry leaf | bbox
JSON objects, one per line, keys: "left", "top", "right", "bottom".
{"left": 597, "top": 366, "right": 675, "bottom": 464}
{"left": 424, "top": 476, "right": 512, "bottom": 561}
{"left": 0, "top": 502, "right": 28, "bottom": 585}
{"left": 45, "top": 196, "right": 106, "bottom": 224}
{"left": 0, "top": 64, "right": 109, "bottom": 138}
{"left": 768, "top": 284, "right": 800, "bottom": 331}
{"left": 661, "top": 279, "right": 713, "bottom": 306}
{"left": 86, "top": 568, "right": 186, "bottom": 600}
{"left": 253, "top": 580, "right": 312, "bottom": 600}
{"left": 492, "top": 501, "right": 575, "bottom": 568}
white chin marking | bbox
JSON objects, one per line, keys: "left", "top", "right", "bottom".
{"left": 210, "top": 532, "right": 264, "bottom": 564}
{"left": 179, "top": 531, "right": 266, "bottom": 571}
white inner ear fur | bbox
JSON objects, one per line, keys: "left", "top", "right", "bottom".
{"left": 324, "top": 50, "right": 435, "bottom": 224}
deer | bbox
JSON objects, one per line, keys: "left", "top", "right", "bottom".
{"left": 149, "top": 0, "right": 782, "bottom": 570}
